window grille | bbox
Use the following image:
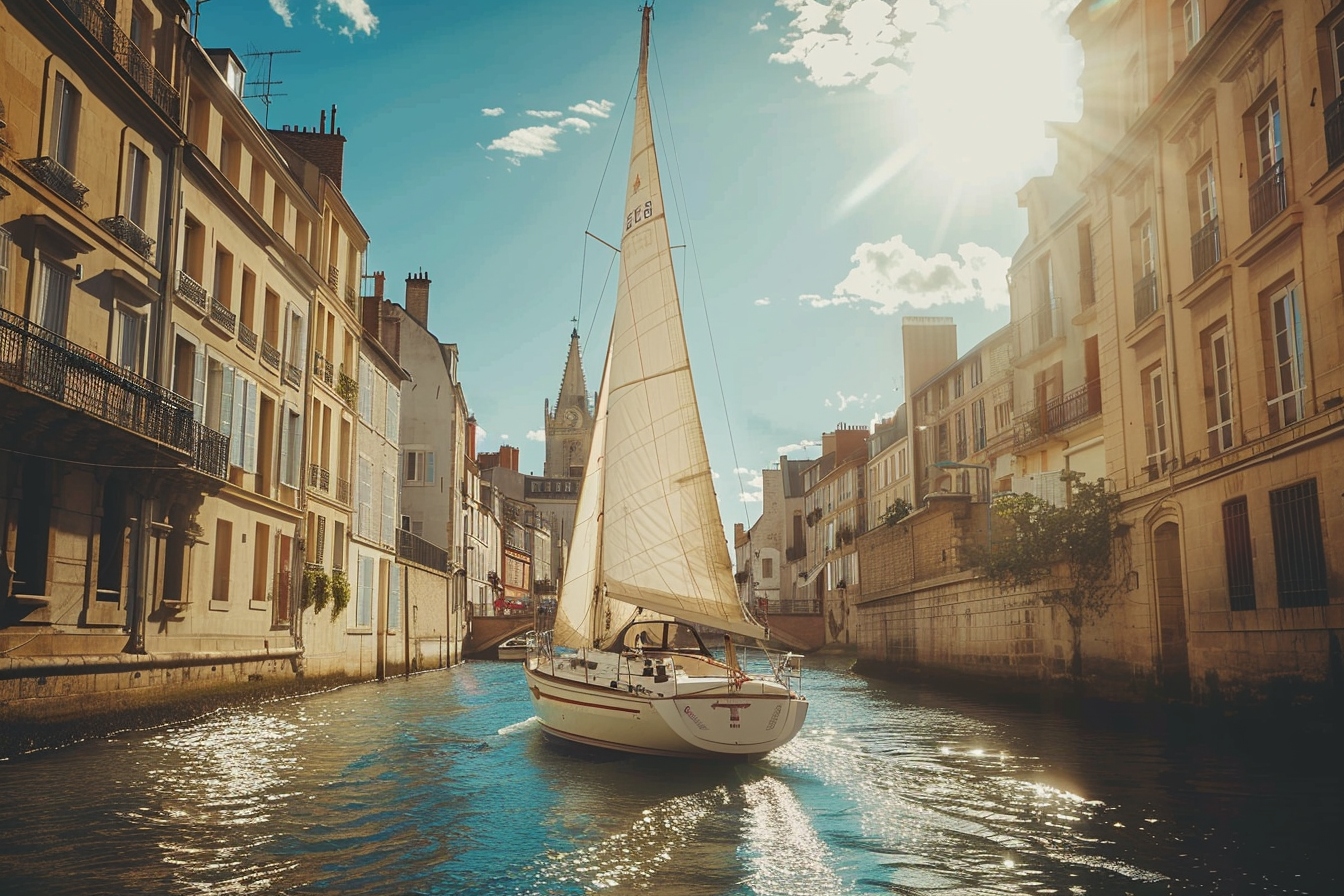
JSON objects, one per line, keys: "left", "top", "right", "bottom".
{"left": 1269, "top": 479, "right": 1327, "bottom": 608}
{"left": 1221, "top": 498, "right": 1255, "bottom": 611}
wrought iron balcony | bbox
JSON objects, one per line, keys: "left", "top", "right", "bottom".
{"left": 397, "top": 527, "right": 450, "bottom": 572}
{"left": 1190, "top": 216, "right": 1221, "bottom": 280}
{"left": 283, "top": 361, "right": 303, "bottom": 388}
{"left": 337, "top": 370, "right": 357, "bottom": 407}
{"left": 208, "top": 298, "right": 236, "bottom": 335}
{"left": 1044, "top": 378, "right": 1102, "bottom": 432}
{"left": 55, "top": 0, "right": 180, "bottom": 119}
{"left": 237, "top": 322, "right": 257, "bottom": 352}
{"left": 98, "top": 215, "right": 154, "bottom": 258}
{"left": 327, "top": 265, "right": 340, "bottom": 290}
{"left": 1133, "top": 270, "right": 1160, "bottom": 325}
{"left": 308, "top": 463, "right": 331, "bottom": 492}
{"left": 1249, "top": 159, "right": 1286, "bottom": 233}
{"left": 19, "top": 156, "right": 88, "bottom": 208}
{"left": 345, "top": 285, "right": 358, "bottom": 313}
{"left": 313, "top": 350, "right": 334, "bottom": 386}
{"left": 336, "top": 477, "right": 351, "bottom": 504}
{"left": 1328, "top": 94, "right": 1344, "bottom": 171}
{"left": 0, "top": 306, "right": 224, "bottom": 477}
{"left": 175, "top": 270, "right": 208, "bottom": 313}
{"left": 260, "top": 339, "right": 281, "bottom": 369}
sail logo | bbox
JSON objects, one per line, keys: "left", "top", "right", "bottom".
{"left": 625, "top": 200, "right": 654, "bottom": 232}
{"left": 711, "top": 701, "right": 750, "bottom": 729}
{"left": 632, "top": 174, "right": 641, "bottom": 193}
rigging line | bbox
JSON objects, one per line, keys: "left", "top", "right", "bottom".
{"left": 578, "top": 67, "right": 639, "bottom": 331}
{"left": 649, "top": 32, "right": 752, "bottom": 530}
{"left": 0, "top": 445, "right": 189, "bottom": 471}
{"left": 583, "top": 249, "right": 621, "bottom": 357}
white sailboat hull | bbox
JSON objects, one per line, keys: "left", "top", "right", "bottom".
{"left": 524, "top": 652, "right": 807, "bottom": 760}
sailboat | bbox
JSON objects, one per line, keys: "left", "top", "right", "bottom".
{"left": 523, "top": 3, "right": 808, "bottom": 761}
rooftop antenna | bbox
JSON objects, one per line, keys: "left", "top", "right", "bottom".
{"left": 242, "top": 47, "right": 301, "bottom": 127}
{"left": 192, "top": 0, "right": 211, "bottom": 36}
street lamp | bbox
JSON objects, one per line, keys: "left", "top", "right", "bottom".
{"left": 932, "top": 460, "right": 992, "bottom": 550}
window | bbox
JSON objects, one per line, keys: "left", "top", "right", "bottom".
{"left": 971, "top": 398, "right": 987, "bottom": 451}
{"left": 50, "top": 75, "right": 81, "bottom": 172}
{"left": 358, "top": 358, "right": 373, "bottom": 420}
{"left": 252, "top": 523, "right": 270, "bottom": 603}
{"left": 212, "top": 518, "right": 233, "bottom": 602}
{"left": 357, "top": 456, "right": 373, "bottom": 538}
{"left": 1191, "top": 160, "right": 1220, "bottom": 277}
{"left": 969, "top": 356, "right": 983, "bottom": 387}
{"left": 204, "top": 355, "right": 235, "bottom": 439}
{"left": 1202, "top": 325, "right": 1234, "bottom": 455}
{"left": 385, "top": 381, "right": 399, "bottom": 440}
{"left": 126, "top": 145, "right": 150, "bottom": 229}
{"left": 954, "top": 410, "right": 967, "bottom": 460}
{"left": 1268, "top": 479, "right": 1328, "bottom": 608}
{"left": 1182, "top": 0, "right": 1201, "bottom": 51}
{"left": 213, "top": 245, "right": 234, "bottom": 310}
{"left": 34, "top": 261, "right": 72, "bottom": 335}
{"left": 388, "top": 562, "right": 401, "bottom": 630}
{"left": 1221, "top": 498, "right": 1254, "bottom": 611}
{"left": 0, "top": 227, "right": 11, "bottom": 306}
{"left": 404, "top": 449, "right": 435, "bottom": 484}
{"left": 278, "top": 403, "right": 302, "bottom": 487}
{"left": 1266, "top": 285, "right": 1306, "bottom": 431}
{"left": 761, "top": 557, "right": 773, "bottom": 579}
{"left": 1078, "top": 224, "right": 1096, "bottom": 307}
{"left": 953, "top": 372, "right": 964, "bottom": 399}
{"left": 1255, "top": 95, "right": 1282, "bottom": 173}
{"left": 381, "top": 470, "right": 395, "bottom": 545}
{"left": 356, "top": 553, "right": 374, "bottom": 627}
{"left": 1133, "top": 217, "right": 1159, "bottom": 323}
{"left": 112, "top": 306, "right": 147, "bottom": 374}
{"left": 283, "top": 304, "right": 305, "bottom": 371}
{"left": 1144, "top": 365, "right": 1168, "bottom": 471}
{"left": 229, "top": 375, "right": 258, "bottom": 471}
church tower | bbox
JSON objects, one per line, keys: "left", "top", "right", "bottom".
{"left": 544, "top": 329, "right": 593, "bottom": 478}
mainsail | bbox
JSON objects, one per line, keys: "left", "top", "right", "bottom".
{"left": 551, "top": 6, "right": 764, "bottom": 649}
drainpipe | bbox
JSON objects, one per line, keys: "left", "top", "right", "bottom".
{"left": 1152, "top": 134, "right": 1186, "bottom": 472}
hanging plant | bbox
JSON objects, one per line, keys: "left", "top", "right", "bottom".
{"left": 303, "top": 565, "right": 330, "bottom": 614}
{"left": 329, "top": 569, "right": 351, "bottom": 620}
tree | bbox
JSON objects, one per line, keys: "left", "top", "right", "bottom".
{"left": 879, "top": 498, "right": 913, "bottom": 527}
{"left": 982, "top": 475, "right": 1129, "bottom": 678}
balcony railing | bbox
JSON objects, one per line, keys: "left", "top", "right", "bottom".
{"left": 765, "top": 598, "right": 822, "bottom": 615}
{"left": 0, "top": 306, "right": 224, "bottom": 477}
{"left": 313, "top": 350, "right": 334, "bottom": 386}
{"left": 1249, "top": 159, "right": 1286, "bottom": 234}
{"left": 283, "top": 361, "right": 303, "bottom": 388}
{"left": 175, "top": 270, "right": 208, "bottom": 313}
{"left": 98, "top": 215, "right": 154, "bottom": 258}
{"left": 1133, "top": 270, "right": 1159, "bottom": 325}
{"left": 1327, "top": 94, "right": 1344, "bottom": 171}
{"left": 336, "top": 477, "right": 351, "bottom": 504}
{"left": 1044, "top": 378, "right": 1102, "bottom": 432}
{"left": 19, "top": 156, "right": 88, "bottom": 208}
{"left": 1190, "top": 216, "right": 1221, "bottom": 280}
{"left": 327, "top": 265, "right": 340, "bottom": 290}
{"left": 337, "top": 370, "right": 357, "bottom": 407}
{"left": 208, "top": 298, "right": 237, "bottom": 335}
{"left": 345, "top": 285, "right": 359, "bottom": 313}
{"left": 308, "top": 463, "right": 331, "bottom": 492}
{"left": 237, "top": 322, "right": 257, "bottom": 352}
{"left": 397, "top": 528, "right": 450, "bottom": 573}
{"left": 55, "top": 0, "right": 180, "bottom": 119}
{"left": 260, "top": 339, "right": 280, "bottom": 369}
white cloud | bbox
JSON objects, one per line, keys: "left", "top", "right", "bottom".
{"left": 269, "top": 0, "right": 294, "bottom": 26}
{"left": 768, "top": 0, "right": 917, "bottom": 94}
{"left": 326, "top": 0, "right": 379, "bottom": 38}
{"left": 569, "top": 99, "right": 615, "bottom": 118}
{"left": 474, "top": 425, "right": 487, "bottom": 446}
{"left": 526, "top": 110, "right": 563, "bottom": 118}
{"left": 754, "top": 297, "right": 771, "bottom": 306}
{"left": 526, "top": 429, "right": 546, "bottom": 442}
{"left": 481, "top": 107, "right": 505, "bottom": 117}
{"left": 777, "top": 439, "right": 821, "bottom": 454}
{"left": 484, "top": 112, "right": 608, "bottom": 166}
{"left": 750, "top": 12, "right": 771, "bottom": 33}
{"left": 821, "top": 235, "right": 1009, "bottom": 312}
{"left": 823, "top": 391, "right": 880, "bottom": 412}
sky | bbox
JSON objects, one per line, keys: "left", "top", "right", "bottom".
{"left": 197, "top": 0, "right": 1082, "bottom": 534}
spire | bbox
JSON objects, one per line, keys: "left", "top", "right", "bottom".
{"left": 555, "top": 329, "right": 589, "bottom": 418}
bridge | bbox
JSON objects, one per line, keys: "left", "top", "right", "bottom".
{"left": 464, "top": 613, "right": 534, "bottom": 659}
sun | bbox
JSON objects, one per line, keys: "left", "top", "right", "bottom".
{"left": 904, "top": 1, "right": 1080, "bottom": 185}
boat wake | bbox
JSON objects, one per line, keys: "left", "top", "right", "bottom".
{"left": 496, "top": 717, "right": 538, "bottom": 738}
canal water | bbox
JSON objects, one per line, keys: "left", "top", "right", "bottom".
{"left": 0, "top": 658, "right": 1339, "bottom": 895}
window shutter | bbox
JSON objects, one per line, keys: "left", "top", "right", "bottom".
{"left": 221, "top": 364, "right": 235, "bottom": 441}
{"left": 243, "top": 381, "right": 258, "bottom": 472}
{"left": 388, "top": 563, "right": 401, "bottom": 630}
{"left": 426, "top": 451, "right": 435, "bottom": 485}
{"left": 288, "top": 407, "right": 303, "bottom": 486}
{"left": 191, "top": 347, "right": 206, "bottom": 423}
{"left": 381, "top": 471, "right": 394, "bottom": 544}
{"left": 279, "top": 403, "right": 292, "bottom": 486}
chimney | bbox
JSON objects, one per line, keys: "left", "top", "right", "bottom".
{"left": 501, "top": 445, "right": 519, "bottom": 471}
{"left": 361, "top": 271, "right": 382, "bottom": 341}
{"left": 466, "top": 415, "right": 478, "bottom": 462}
{"left": 405, "top": 270, "right": 430, "bottom": 328}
